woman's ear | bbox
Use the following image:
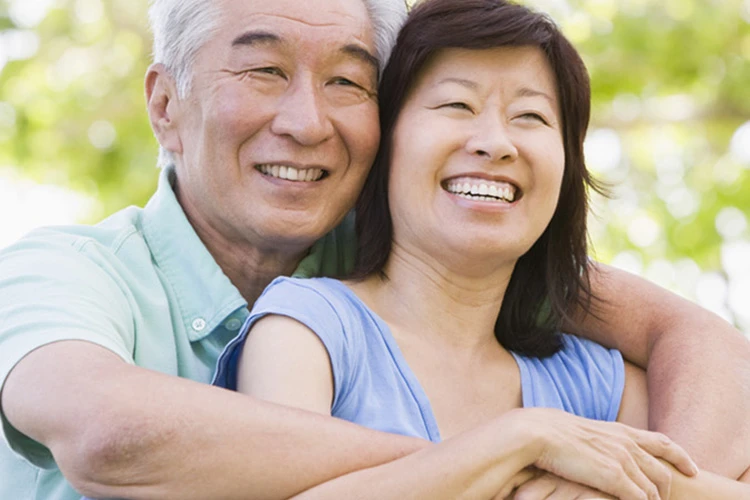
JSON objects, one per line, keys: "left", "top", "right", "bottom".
{"left": 145, "top": 63, "right": 183, "bottom": 156}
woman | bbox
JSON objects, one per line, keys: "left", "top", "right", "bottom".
{"left": 214, "top": 0, "right": 750, "bottom": 498}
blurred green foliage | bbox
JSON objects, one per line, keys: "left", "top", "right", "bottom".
{"left": 1, "top": 0, "right": 749, "bottom": 329}
{"left": 0, "top": 0, "right": 156, "bottom": 218}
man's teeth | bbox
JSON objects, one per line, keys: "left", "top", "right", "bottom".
{"left": 258, "top": 164, "right": 324, "bottom": 182}
{"left": 445, "top": 180, "right": 516, "bottom": 202}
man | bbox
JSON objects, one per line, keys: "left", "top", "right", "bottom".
{"left": 0, "top": 0, "right": 748, "bottom": 498}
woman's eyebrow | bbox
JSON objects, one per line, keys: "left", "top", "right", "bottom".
{"left": 515, "top": 87, "right": 555, "bottom": 105}
{"left": 432, "top": 77, "right": 479, "bottom": 90}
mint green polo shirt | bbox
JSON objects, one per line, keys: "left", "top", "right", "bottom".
{"left": 0, "top": 165, "right": 356, "bottom": 500}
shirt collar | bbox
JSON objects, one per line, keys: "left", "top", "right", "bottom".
{"left": 140, "top": 165, "right": 247, "bottom": 341}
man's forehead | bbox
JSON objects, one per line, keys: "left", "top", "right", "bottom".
{"left": 217, "top": 0, "right": 373, "bottom": 32}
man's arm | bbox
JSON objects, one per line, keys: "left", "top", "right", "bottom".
{"left": 7, "top": 338, "right": 691, "bottom": 500}
{"left": 573, "top": 262, "right": 750, "bottom": 476}
{"left": 617, "top": 360, "right": 750, "bottom": 498}
{"left": 1, "top": 340, "right": 427, "bottom": 500}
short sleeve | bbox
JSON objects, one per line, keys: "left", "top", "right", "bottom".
{"left": 513, "top": 334, "right": 625, "bottom": 421}
{"left": 213, "top": 277, "right": 354, "bottom": 409}
{"left": 0, "top": 234, "right": 136, "bottom": 468}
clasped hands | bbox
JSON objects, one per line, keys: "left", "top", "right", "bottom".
{"left": 495, "top": 408, "right": 697, "bottom": 500}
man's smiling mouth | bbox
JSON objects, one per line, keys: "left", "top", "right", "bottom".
{"left": 256, "top": 164, "right": 327, "bottom": 182}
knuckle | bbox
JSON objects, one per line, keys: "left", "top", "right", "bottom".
{"left": 654, "top": 432, "right": 672, "bottom": 447}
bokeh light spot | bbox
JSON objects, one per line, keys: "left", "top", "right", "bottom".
{"left": 716, "top": 208, "right": 748, "bottom": 240}
{"left": 628, "top": 214, "right": 661, "bottom": 248}
{"left": 730, "top": 121, "right": 750, "bottom": 165}
{"left": 88, "top": 120, "right": 117, "bottom": 150}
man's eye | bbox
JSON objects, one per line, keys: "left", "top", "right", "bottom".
{"left": 253, "top": 67, "right": 285, "bottom": 78}
{"left": 331, "top": 77, "right": 360, "bottom": 88}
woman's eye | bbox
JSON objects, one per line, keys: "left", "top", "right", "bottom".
{"left": 518, "top": 112, "right": 548, "bottom": 124}
{"left": 441, "top": 102, "right": 473, "bottom": 111}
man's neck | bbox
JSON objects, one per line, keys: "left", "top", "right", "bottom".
{"left": 208, "top": 239, "right": 306, "bottom": 307}
{"left": 172, "top": 175, "right": 311, "bottom": 307}
{"left": 182, "top": 209, "right": 309, "bottom": 308}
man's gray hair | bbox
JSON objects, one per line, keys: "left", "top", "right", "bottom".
{"left": 148, "top": 0, "right": 408, "bottom": 168}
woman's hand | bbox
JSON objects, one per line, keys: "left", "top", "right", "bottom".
{"left": 507, "top": 408, "right": 697, "bottom": 500}
{"left": 506, "top": 470, "right": 615, "bottom": 499}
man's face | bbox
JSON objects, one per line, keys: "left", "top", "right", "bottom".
{"left": 170, "top": 0, "right": 380, "bottom": 255}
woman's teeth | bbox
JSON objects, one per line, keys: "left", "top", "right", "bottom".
{"left": 445, "top": 179, "right": 517, "bottom": 202}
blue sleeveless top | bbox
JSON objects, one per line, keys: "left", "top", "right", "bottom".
{"left": 214, "top": 277, "right": 625, "bottom": 442}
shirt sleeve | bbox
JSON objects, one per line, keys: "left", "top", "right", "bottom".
{"left": 0, "top": 233, "right": 136, "bottom": 468}
{"left": 213, "top": 277, "right": 355, "bottom": 410}
{"left": 513, "top": 333, "right": 625, "bottom": 421}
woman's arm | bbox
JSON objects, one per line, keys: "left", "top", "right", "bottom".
{"left": 238, "top": 314, "right": 696, "bottom": 500}
{"left": 573, "top": 262, "right": 750, "bottom": 476}
{"left": 618, "top": 359, "right": 750, "bottom": 498}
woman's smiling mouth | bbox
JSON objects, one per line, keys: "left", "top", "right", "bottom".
{"left": 443, "top": 176, "right": 519, "bottom": 203}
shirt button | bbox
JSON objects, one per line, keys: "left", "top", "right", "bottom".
{"left": 192, "top": 318, "right": 207, "bottom": 331}
{"left": 225, "top": 318, "right": 242, "bottom": 331}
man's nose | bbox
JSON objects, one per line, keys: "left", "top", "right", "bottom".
{"left": 270, "top": 80, "right": 334, "bottom": 146}
{"left": 465, "top": 114, "right": 519, "bottom": 162}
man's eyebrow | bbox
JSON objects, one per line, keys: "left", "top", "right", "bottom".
{"left": 231, "top": 30, "right": 281, "bottom": 47}
{"left": 341, "top": 44, "right": 379, "bottom": 72}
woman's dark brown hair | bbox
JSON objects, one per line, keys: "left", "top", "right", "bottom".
{"left": 353, "top": 0, "right": 603, "bottom": 357}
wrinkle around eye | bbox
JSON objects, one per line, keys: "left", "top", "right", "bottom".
{"left": 325, "top": 83, "right": 377, "bottom": 106}
{"left": 221, "top": 65, "right": 289, "bottom": 83}
{"left": 250, "top": 66, "right": 288, "bottom": 79}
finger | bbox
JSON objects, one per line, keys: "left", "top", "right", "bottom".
{"left": 545, "top": 479, "right": 612, "bottom": 500}
{"left": 633, "top": 430, "right": 698, "bottom": 477}
{"left": 630, "top": 445, "right": 673, "bottom": 500}
{"left": 496, "top": 468, "right": 542, "bottom": 500}
{"left": 547, "top": 489, "right": 610, "bottom": 500}
{"left": 615, "top": 448, "right": 661, "bottom": 500}
{"left": 513, "top": 473, "right": 558, "bottom": 499}
{"left": 592, "top": 455, "right": 654, "bottom": 500}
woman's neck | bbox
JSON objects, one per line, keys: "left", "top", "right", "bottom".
{"left": 352, "top": 243, "right": 516, "bottom": 353}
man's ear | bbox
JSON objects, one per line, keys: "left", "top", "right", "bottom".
{"left": 145, "top": 63, "right": 183, "bottom": 156}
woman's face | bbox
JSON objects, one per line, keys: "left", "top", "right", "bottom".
{"left": 387, "top": 45, "right": 566, "bottom": 273}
